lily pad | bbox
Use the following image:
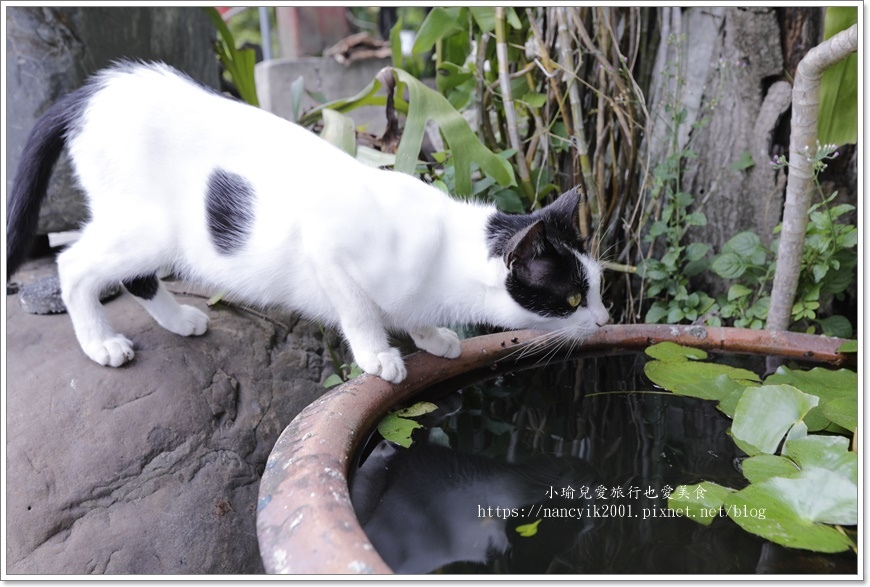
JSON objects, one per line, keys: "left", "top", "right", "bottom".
{"left": 668, "top": 482, "right": 734, "bottom": 526}
{"left": 741, "top": 455, "right": 799, "bottom": 484}
{"left": 784, "top": 435, "right": 857, "bottom": 484}
{"left": 644, "top": 361, "right": 759, "bottom": 401}
{"left": 821, "top": 396, "right": 858, "bottom": 433}
{"left": 764, "top": 366, "right": 857, "bottom": 431}
{"left": 644, "top": 342, "right": 708, "bottom": 362}
{"left": 730, "top": 385, "right": 818, "bottom": 456}
{"left": 724, "top": 474, "right": 855, "bottom": 553}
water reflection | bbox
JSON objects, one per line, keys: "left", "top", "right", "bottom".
{"left": 350, "top": 353, "right": 857, "bottom": 575}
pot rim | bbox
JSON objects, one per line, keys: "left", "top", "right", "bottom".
{"left": 256, "top": 324, "right": 854, "bottom": 575}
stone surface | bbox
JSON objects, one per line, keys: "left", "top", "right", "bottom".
{"left": 5, "top": 7, "right": 220, "bottom": 235}
{"left": 17, "top": 275, "right": 120, "bottom": 315}
{"left": 5, "top": 259, "right": 343, "bottom": 575}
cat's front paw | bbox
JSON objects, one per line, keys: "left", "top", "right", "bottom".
{"left": 162, "top": 305, "right": 209, "bottom": 337}
{"left": 84, "top": 335, "right": 135, "bottom": 367}
{"left": 411, "top": 327, "right": 462, "bottom": 359}
{"left": 356, "top": 347, "right": 407, "bottom": 384}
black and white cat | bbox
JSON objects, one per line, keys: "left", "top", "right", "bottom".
{"left": 7, "top": 61, "right": 609, "bottom": 383}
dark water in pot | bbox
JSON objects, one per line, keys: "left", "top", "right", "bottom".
{"left": 349, "top": 352, "right": 857, "bottom": 575}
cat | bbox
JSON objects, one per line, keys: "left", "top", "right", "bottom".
{"left": 7, "top": 61, "right": 609, "bottom": 384}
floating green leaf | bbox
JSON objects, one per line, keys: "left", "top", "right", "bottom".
{"left": 724, "top": 472, "right": 855, "bottom": 552}
{"left": 394, "top": 401, "right": 438, "bottom": 418}
{"left": 836, "top": 339, "right": 858, "bottom": 353}
{"left": 668, "top": 482, "right": 734, "bottom": 526}
{"left": 644, "top": 341, "right": 708, "bottom": 362}
{"left": 821, "top": 397, "right": 858, "bottom": 433}
{"left": 784, "top": 435, "right": 857, "bottom": 484}
{"left": 764, "top": 366, "right": 857, "bottom": 431}
{"left": 730, "top": 385, "right": 819, "bottom": 456}
{"left": 377, "top": 401, "right": 438, "bottom": 448}
{"left": 644, "top": 361, "right": 759, "bottom": 401}
{"left": 515, "top": 519, "right": 542, "bottom": 537}
{"left": 741, "top": 455, "right": 799, "bottom": 484}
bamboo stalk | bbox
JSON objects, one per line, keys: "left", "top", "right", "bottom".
{"left": 494, "top": 7, "right": 534, "bottom": 200}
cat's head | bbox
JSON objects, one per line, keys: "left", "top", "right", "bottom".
{"left": 487, "top": 187, "right": 610, "bottom": 338}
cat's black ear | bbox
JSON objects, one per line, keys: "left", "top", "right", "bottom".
{"left": 542, "top": 187, "right": 584, "bottom": 243}
{"left": 504, "top": 220, "right": 546, "bottom": 270}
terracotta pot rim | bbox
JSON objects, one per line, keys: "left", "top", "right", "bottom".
{"left": 256, "top": 325, "right": 853, "bottom": 575}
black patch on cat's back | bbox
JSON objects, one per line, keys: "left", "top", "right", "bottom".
{"left": 123, "top": 274, "right": 159, "bottom": 300}
{"left": 206, "top": 168, "right": 256, "bottom": 255}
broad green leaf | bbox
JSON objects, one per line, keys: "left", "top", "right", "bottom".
{"left": 644, "top": 303, "right": 669, "bottom": 324}
{"left": 322, "top": 374, "right": 345, "bottom": 389}
{"left": 741, "top": 455, "right": 799, "bottom": 484}
{"left": 821, "top": 397, "right": 858, "bottom": 433}
{"left": 378, "top": 412, "right": 423, "bottom": 448}
{"left": 685, "top": 242, "right": 710, "bottom": 261}
{"left": 836, "top": 339, "right": 858, "bottom": 353}
{"left": 356, "top": 145, "right": 397, "bottom": 168}
{"left": 818, "top": 7, "right": 858, "bottom": 145}
{"left": 784, "top": 435, "right": 857, "bottom": 484}
{"left": 389, "top": 18, "right": 404, "bottom": 69}
{"left": 469, "top": 6, "right": 496, "bottom": 32}
{"left": 394, "top": 401, "right": 438, "bottom": 418}
{"left": 714, "top": 375, "right": 755, "bottom": 418}
{"left": 764, "top": 366, "right": 857, "bottom": 431}
{"left": 515, "top": 519, "right": 542, "bottom": 537}
{"left": 412, "top": 7, "right": 463, "bottom": 55}
{"left": 711, "top": 253, "right": 746, "bottom": 279}
{"left": 644, "top": 361, "right": 759, "bottom": 401}
{"left": 730, "top": 385, "right": 819, "bottom": 456}
{"left": 724, "top": 230, "right": 763, "bottom": 257}
{"left": 727, "top": 284, "right": 753, "bottom": 301}
{"left": 668, "top": 482, "right": 734, "bottom": 526}
{"left": 724, "top": 472, "right": 855, "bottom": 552}
{"left": 391, "top": 68, "right": 515, "bottom": 194}
{"left": 816, "top": 315, "right": 853, "bottom": 338}
{"left": 320, "top": 109, "right": 356, "bottom": 156}
{"left": 644, "top": 342, "right": 707, "bottom": 362}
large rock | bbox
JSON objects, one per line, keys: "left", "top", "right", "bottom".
{"left": 6, "top": 259, "right": 340, "bottom": 574}
{"left": 5, "top": 7, "right": 220, "bottom": 234}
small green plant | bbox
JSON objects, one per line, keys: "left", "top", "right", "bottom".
{"left": 322, "top": 362, "right": 364, "bottom": 389}
{"left": 709, "top": 143, "right": 856, "bottom": 337}
{"left": 647, "top": 343, "right": 857, "bottom": 553}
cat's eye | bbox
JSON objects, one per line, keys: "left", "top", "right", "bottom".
{"left": 567, "top": 293, "right": 583, "bottom": 307}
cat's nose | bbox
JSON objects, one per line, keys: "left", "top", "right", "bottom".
{"left": 594, "top": 306, "right": 610, "bottom": 327}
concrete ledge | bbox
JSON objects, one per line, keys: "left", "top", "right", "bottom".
{"left": 255, "top": 56, "right": 391, "bottom": 135}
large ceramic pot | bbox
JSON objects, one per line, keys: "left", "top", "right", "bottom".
{"left": 255, "top": 325, "right": 853, "bottom": 574}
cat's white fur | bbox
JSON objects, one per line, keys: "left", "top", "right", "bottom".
{"left": 49, "top": 63, "right": 608, "bottom": 383}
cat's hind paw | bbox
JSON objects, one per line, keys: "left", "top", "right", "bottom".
{"left": 411, "top": 327, "right": 462, "bottom": 359}
{"left": 357, "top": 347, "right": 407, "bottom": 384}
{"left": 85, "top": 335, "right": 135, "bottom": 367}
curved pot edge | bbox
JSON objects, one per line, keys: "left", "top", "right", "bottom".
{"left": 256, "top": 325, "right": 854, "bottom": 574}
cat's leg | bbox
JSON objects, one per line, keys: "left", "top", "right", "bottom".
{"left": 57, "top": 228, "right": 137, "bottom": 367}
{"left": 316, "top": 268, "right": 407, "bottom": 383}
{"left": 122, "top": 274, "right": 209, "bottom": 337}
{"left": 410, "top": 326, "right": 462, "bottom": 359}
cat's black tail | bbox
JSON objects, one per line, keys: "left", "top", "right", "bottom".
{"left": 7, "top": 85, "right": 93, "bottom": 280}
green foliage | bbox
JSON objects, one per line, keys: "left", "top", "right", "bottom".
{"left": 708, "top": 146, "right": 857, "bottom": 336}
{"left": 652, "top": 343, "right": 857, "bottom": 553}
{"left": 818, "top": 7, "right": 858, "bottom": 145}
{"left": 203, "top": 8, "right": 259, "bottom": 107}
{"left": 322, "top": 362, "right": 364, "bottom": 389}
{"left": 377, "top": 401, "right": 439, "bottom": 448}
